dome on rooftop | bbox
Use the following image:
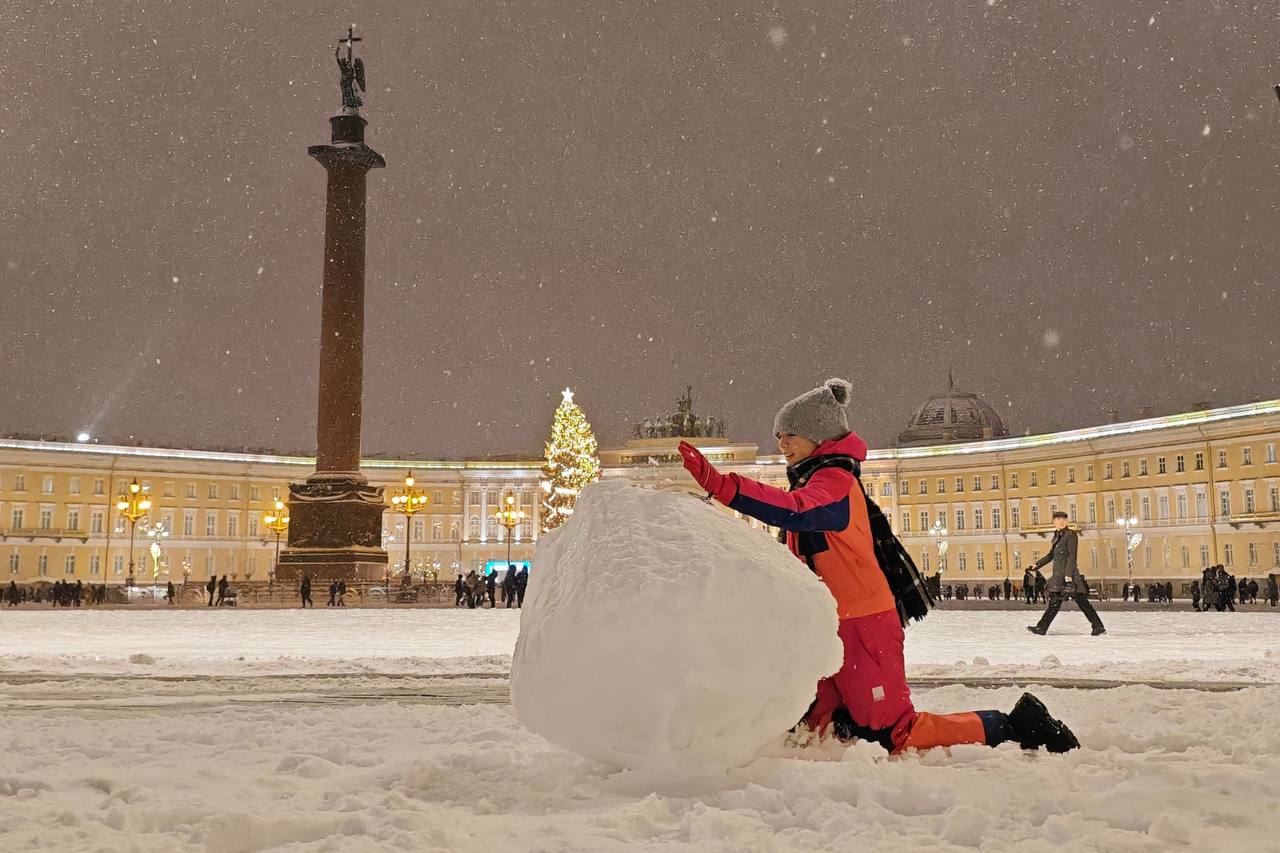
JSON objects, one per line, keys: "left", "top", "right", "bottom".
{"left": 897, "top": 381, "right": 1009, "bottom": 447}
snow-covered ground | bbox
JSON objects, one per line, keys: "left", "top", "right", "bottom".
{"left": 2, "top": 609, "right": 1277, "bottom": 851}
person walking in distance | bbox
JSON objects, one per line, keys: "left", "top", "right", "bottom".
{"left": 216, "top": 574, "right": 229, "bottom": 607}
{"left": 300, "top": 574, "right": 313, "bottom": 608}
{"left": 206, "top": 574, "right": 217, "bottom": 607}
{"left": 1027, "top": 511, "right": 1106, "bottom": 636}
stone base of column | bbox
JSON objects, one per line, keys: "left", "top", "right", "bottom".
{"left": 278, "top": 475, "right": 387, "bottom": 582}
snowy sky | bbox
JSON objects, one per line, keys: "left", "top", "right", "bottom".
{"left": 3, "top": 2, "right": 1279, "bottom": 458}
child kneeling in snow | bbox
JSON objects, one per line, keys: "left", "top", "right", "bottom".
{"left": 679, "top": 378, "right": 1079, "bottom": 754}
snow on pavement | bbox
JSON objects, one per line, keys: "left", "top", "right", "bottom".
{"left": 1, "top": 609, "right": 1278, "bottom": 851}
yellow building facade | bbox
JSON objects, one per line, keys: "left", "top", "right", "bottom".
{"left": 2, "top": 399, "right": 1278, "bottom": 591}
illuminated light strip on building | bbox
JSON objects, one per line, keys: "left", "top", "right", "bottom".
{"left": 1, "top": 399, "right": 1276, "bottom": 470}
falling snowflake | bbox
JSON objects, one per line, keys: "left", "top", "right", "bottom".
{"left": 767, "top": 27, "right": 787, "bottom": 48}
{"left": 1042, "top": 329, "right": 1062, "bottom": 348}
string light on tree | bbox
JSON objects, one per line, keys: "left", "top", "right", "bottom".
{"left": 540, "top": 387, "right": 601, "bottom": 533}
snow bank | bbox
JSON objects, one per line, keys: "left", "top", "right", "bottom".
{"left": 511, "top": 480, "right": 842, "bottom": 772}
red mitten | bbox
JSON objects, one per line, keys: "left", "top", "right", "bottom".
{"left": 678, "top": 441, "right": 729, "bottom": 500}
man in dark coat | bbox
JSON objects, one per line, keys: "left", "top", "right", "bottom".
{"left": 1191, "top": 580, "right": 1201, "bottom": 611}
{"left": 515, "top": 566, "right": 529, "bottom": 607}
{"left": 1003, "top": 576, "right": 1012, "bottom": 601}
{"left": 454, "top": 574, "right": 466, "bottom": 607}
{"left": 216, "top": 575, "right": 229, "bottom": 606}
{"left": 300, "top": 575, "right": 313, "bottom": 608}
{"left": 206, "top": 575, "right": 217, "bottom": 607}
{"left": 1028, "top": 512, "right": 1106, "bottom": 636}
{"left": 485, "top": 571, "right": 497, "bottom": 608}
{"left": 1266, "top": 574, "right": 1278, "bottom": 607}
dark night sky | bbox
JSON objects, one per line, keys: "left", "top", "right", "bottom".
{"left": 3, "top": 2, "right": 1278, "bottom": 458}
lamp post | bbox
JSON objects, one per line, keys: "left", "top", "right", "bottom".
{"left": 929, "top": 517, "right": 949, "bottom": 602}
{"left": 263, "top": 498, "right": 290, "bottom": 590}
{"left": 492, "top": 492, "right": 526, "bottom": 574}
{"left": 144, "top": 518, "right": 170, "bottom": 580}
{"left": 115, "top": 479, "right": 152, "bottom": 587}
{"left": 1118, "top": 516, "right": 1142, "bottom": 589}
{"left": 388, "top": 471, "right": 430, "bottom": 584}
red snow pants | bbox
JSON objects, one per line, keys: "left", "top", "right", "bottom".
{"left": 804, "top": 608, "right": 1002, "bottom": 752}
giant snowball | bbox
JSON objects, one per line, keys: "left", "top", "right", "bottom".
{"left": 511, "top": 480, "right": 842, "bottom": 771}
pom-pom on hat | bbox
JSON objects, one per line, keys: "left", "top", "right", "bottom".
{"left": 773, "top": 378, "right": 853, "bottom": 444}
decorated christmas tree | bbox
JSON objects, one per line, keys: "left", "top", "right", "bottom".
{"left": 540, "top": 388, "right": 601, "bottom": 533}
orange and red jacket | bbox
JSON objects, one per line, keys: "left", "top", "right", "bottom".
{"left": 707, "top": 432, "right": 894, "bottom": 620}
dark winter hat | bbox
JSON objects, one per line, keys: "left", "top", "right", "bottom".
{"left": 773, "top": 378, "right": 853, "bottom": 444}
{"left": 1052, "top": 510, "right": 1069, "bottom": 519}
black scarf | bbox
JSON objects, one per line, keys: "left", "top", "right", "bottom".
{"left": 781, "top": 453, "right": 935, "bottom": 627}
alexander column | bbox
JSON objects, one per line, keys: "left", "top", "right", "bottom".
{"left": 277, "top": 27, "right": 389, "bottom": 582}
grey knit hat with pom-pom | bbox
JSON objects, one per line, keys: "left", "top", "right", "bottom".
{"left": 772, "top": 378, "right": 853, "bottom": 444}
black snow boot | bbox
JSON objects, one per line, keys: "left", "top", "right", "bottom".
{"left": 1006, "top": 692, "right": 1080, "bottom": 753}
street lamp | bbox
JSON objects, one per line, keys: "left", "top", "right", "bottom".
{"left": 1118, "top": 516, "right": 1142, "bottom": 587}
{"left": 115, "top": 479, "right": 152, "bottom": 586}
{"left": 388, "top": 471, "right": 430, "bottom": 584}
{"left": 929, "top": 518, "right": 949, "bottom": 575}
{"left": 144, "top": 518, "right": 170, "bottom": 579}
{"left": 263, "top": 498, "right": 290, "bottom": 589}
{"left": 492, "top": 492, "right": 526, "bottom": 574}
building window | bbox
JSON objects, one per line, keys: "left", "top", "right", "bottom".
{"left": 41, "top": 475, "right": 54, "bottom": 494}
{"left": 1176, "top": 493, "right": 1188, "bottom": 518}
{"left": 973, "top": 476, "right": 982, "bottom": 491}
{"left": 248, "top": 516, "right": 259, "bottom": 537}
{"left": 1181, "top": 546, "right": 1190, "bottom": 568}
{"left": 1200, "top": 544, "right": 1210, "bottom": 567}
{"left": 1244, "top": 488, "right": 1255, "bottom": 514}
{"left": 91, "top": 510, "right": 104, "bottom": 535}
{"left": 1139, "top": 459, "right": 1148, "bottom": 476}
{"left": 1157, "top": 457, "right": 1166, "bottom": 475}
{"left": 976, "top": 552, "right": 985, "bottom": 572}
{"left": 1249, "top": 542, "right": 1259, "bottom": 566}
{"left": 955, "top": 478, "right": 964, "bottom": 493}
{"left": 1104, "top": 464, "right": 1113, "bottom": 480}
{"left": 921, "top": 552, "right": 929, "bottom": 573}
{"left": 67, "top": 508, "right": 81, "bottom": 530}
{"left": 1267, "top": 443, "right": 1277, "bottom": 464}
{"left": 1217, "top": 450, "right": 1227, "bottom": 469}
{"left": 450, "top": 521, "right": 460, "bottom": 540}
{"left": 1067, "top": 467, "right": 1075, "bottom": 484}
{"left": 1123, "top": 498, "right": 1133, "bottom": 519}
{"left": 992, "top": 507, "right": 1001, "bottom": 529}
{"left": 468, "top": 516, "right": 480, "bottom": 539}
{"left": 1030, "top": 505, "right": 1040, "bottom": 526}
{"left": 205, "top": 513, "right": 217, "bottom": 537}
{"left": 918, "top": 510, "right": 929, "bottom": 530}
{"left": 1223, "top": 543, "right": 1234, "bottom": 567}
{"left": 1049, "top": 469, "right": 1057, "bottom": 486}
{"left": 1105, "top": 500, "right": 1115, "bottom": 523}
{"left": 1140, "top": 497, "right": 1151, "bottom": 520}
{"left": 208, "top": 483, "right": 219, "bottom": 500}
{"left": 161, "top": 481, "right": 174, "bottom": 498}
{"left": 1175, "top": 455, "right": 1185, "bottom": 473}
{"left": 1122, "top": 461, "right": 1131, "bottom": 478}
{"left": 183, "top": 510, "right": 195, "bottom": 537}
{"left": 1108, "top": 547, "right": 1117, "bottom": 569}
{"left": 186, "top": 482, "right": 197, "bottom": 498}
{"left": 955, "top": 509, "right": 966, "bottom": 530}
{"left": 413, "top": 518, "right": 425, "bottom": 541}
{"left": 899, "top": 480, "right": 909, "bottom": 496}
{"left": 1219, "top": 490, "right": 1231, "bottom": 518}
{"left": 1270, "top": 487, "right": 1279, "bottom": 513}
{"left": 1029, "top": 472, "right": 1039, "bottom": 487}
{"left": 432, "top": 521, "right": 443, "bottom": 541}
{"left": 994, "top": 551, "right": 1003, "bottom": 573}
{"left": 1196, "top": 492, "right": 1207, "bottom": 518}
{"left": 1158, "top": 496, "right": 1169, "bottom": 519}
{"left": 937, "top": 479, "right": 946, "bottom": 494}
{"left": 1010, "top": 473, "right": 1019, "bottom": 489}
{"left": 881, "top": 482, "right": 892, "bottom": 498}
{"left": 8, "top": 554, "right": 18, "bottom": 575}
{"left": 1088, "top": 502, "right": 1097, "bottom": 524}
{"left": 919, "top": 479, "right": 928, "bottom": 495}
{"left": 1011, "top": 506, "right": 1021, "bottom": 528}
{"left": 93, "top": 478, "right": 105, "bottom": 495}
{"left": 12, "top": 475, "right": 25, "bottom": 492}
{"left": 204, "top": 555, "right": 214, "bottom": 576}
{"left": 958, "top": 552, "right": 967, "bottom": 572}
{"left": 900, "top": 511, "right": 910, "bottom": 532}
{"left": 1242, "top": 447, "right": 1253, "bottom": 466}
{"left": 990, "top": 475, "right": 999, "bottom": 490}
{"left": 1195, "top": 452, "right": 1205, "bottom": 471}
{"left": 250, "top": 485, "right": 261, "bottom": 501}
{"left": 39, "top": 508, "right": 53, "bottom": 529}
{"left": 974, "top": 508, "right": 984, "bottom": 530}
{"left": 1086, "top": 465, "right": 1094, "bottom": 482}
{"left": 1274, "top": 542, "right": 1280, "bottom": 567}
{"left": 64, "top": 554, "right": 76, "bottom": 575}
{"left": 230, "top": 484, "right": 241, "bottom": 501}
{"left": 227, "top": 514, "right": 239, "bottom": 538}
{"left": 68, "top": 477, "right": 81, "bottom": 495}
